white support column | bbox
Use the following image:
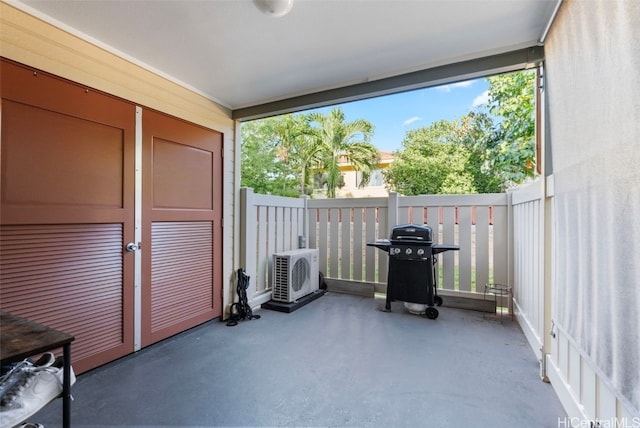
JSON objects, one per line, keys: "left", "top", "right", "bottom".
{"left": 133, "top": 106, "right": 143, "bottom": 352}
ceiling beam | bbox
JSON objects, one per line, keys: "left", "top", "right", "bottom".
{"left": 233, "top": 45, "right": 544, "bottom": 121}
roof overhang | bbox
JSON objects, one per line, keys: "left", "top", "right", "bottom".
{"left": 233, "top": 45, "right": 545, "bottom": 120}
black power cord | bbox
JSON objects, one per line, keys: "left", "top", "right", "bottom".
{"left": 226, "top": 268, "right": 261, "bottom": 326}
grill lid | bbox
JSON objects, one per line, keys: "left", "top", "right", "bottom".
{"left": 390, "top": 224, "right": 433, "bottom": 244}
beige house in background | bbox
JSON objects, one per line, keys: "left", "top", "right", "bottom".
{"left": 336, "top": 152, "right": 394, "bottom": 198}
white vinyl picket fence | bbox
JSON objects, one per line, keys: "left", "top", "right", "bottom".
{"left": 510, "top": 179, "right": 546, "bottom": 365}
{"left": 238, "top": 187, "right": 545, "bottom": 310}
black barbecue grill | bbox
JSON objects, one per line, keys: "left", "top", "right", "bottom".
{"left": 368, "top": 224, "right": 459, "bottom": 319}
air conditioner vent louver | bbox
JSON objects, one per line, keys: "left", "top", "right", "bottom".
{"left": 291, "top": 258, "right": 308, "bottom": 292}
{"left": 272, "top": 248, "right": 319, "bottom": 303}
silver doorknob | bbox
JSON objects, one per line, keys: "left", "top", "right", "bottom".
{"left": 125, "top": 242, "right": 139, "bottom": 252}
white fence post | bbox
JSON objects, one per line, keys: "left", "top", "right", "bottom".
{"left": 510, "top": 178, "right": 546, "bottom": 370}
{"left": 240, "top": 187, "right": 256, "bottom": 275}
{"left": 301, "top": 194, "right": 309, "bottom": 247}
{"left": 388, "top": 192, "right": 399, "bottom": 235}
{"left": 239, "top": 187, "right": 257, "bottom": 295}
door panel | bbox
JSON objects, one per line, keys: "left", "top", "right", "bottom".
{"left": 152, "top": 139, "right": 213, "bottom": 209}
{"left": 2, "top": 100, "right": 125, "bottom": 208}
{"left": 0, "top": 224, "right": 128, "bottom": 370}
{"left": 0, "top": 59, "right": 135, "bottom": 374}
{"left": 151, "top": 222, "right": 214, "bottom": 332}
{"left": 141, "top": 109, "right": 222, "bottom": 347}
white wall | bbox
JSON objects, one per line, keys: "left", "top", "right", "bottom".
{"left": 545, "top": 0, "right": 640, "bottom": 419}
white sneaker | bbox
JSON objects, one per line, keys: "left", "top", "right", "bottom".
{"left": 0, "top": 353, "right": 56, "bottom": 400}
{"left": 0, "top": 357, "right": 75, "bottom": 428}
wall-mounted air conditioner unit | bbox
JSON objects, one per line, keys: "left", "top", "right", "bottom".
{"left": 272, "top": 248, "right": 319, "bottom": 303}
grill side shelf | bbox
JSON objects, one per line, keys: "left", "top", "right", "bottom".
{"left": 367, "top": 239, "right": 390, "bottom": 252}
{"left": 432, "top": 244, "right": 460, "bottom": 255}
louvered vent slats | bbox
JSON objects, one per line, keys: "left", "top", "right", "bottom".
{"left": 151, "top": 222, "right": 213, "bottom": 333}
{"left": 272, "top": 255, "right": 290, "bottom": 301}
{"left": 0, "top": 224, "right": 125, "bottom": 364}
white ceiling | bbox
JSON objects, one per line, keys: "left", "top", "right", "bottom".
{"left": 15, "top": 0, "right": 560, "bottom": 113}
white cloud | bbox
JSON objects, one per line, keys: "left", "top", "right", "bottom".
{"left": 403, "top": 116, "right": 422, "bottom": 126}
{"left": 436, "top": 80, "right": 474, "bottom": 92}
{"left": 452, "top": 80, "right": 474, "bottom": 89}
{"left": 472, "top": 90, "right": 490, "bottom": 107}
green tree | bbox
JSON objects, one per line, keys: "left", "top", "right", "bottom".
{"left": 240, "top": 117, "right": 299, "bottom": 197}
{"left": 307, "top": 108, "right": 378, "bottom": 198}
{"left": 386, "top": 70, "right": 536, "bottom": 195}
{"left": 484, "top": 70, "right": 537, "bottom": 186}
{"left": 385, "top": 118, "right": 498, "bottom": 195}
{"left": 456, "top": 111, "right": 503, "bottom": 193}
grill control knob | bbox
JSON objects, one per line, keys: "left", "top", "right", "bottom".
{"left": 405, "top": 248, "right": 412, "bottom": 255}
{"left": 393, "top": 247, "right": 400, "bottom": 255}
{"left": 417, "top": 248, "right": 425, "bottom": 256}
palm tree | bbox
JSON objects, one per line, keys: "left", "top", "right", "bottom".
{"left": 271, "top": 114, "right": 325, "bottom": 195}
{"left": 307, "top": 108, "right": 378, "bottom": 198}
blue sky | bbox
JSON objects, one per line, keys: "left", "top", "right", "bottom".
{"left": 305, "top": 77, "right": 490, "bottom": 153}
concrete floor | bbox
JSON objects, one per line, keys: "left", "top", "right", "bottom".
{"left": 34, "top": 292, "right": 565, "bottom": 427}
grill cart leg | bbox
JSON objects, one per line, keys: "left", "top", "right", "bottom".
{"left": 432, "top": 257, "right": 443, "bottom": 307}
{"left": 422, "top": 256, "right": 440, "bottom": 319}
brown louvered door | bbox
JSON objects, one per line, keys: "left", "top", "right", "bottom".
{"left": 0, "top": 60, "right": 135, "bottom": 374}
{"left": 141, "top": 109, "right": 222, "bottom": 347}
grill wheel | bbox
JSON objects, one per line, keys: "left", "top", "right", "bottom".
{"left": 424, "top": 307, "right": 439, "bottom": 319}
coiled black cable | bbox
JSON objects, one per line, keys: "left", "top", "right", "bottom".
{"left": 227, "top": 268, "right": 261, "bottom": 326}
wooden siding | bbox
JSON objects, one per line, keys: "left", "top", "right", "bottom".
{"left": 0, "top": 3, "right": 231, "bottom": 129}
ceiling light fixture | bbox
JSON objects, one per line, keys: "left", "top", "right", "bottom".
{"left": 253, "top": 0, "right": 294, "bottom": 18}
